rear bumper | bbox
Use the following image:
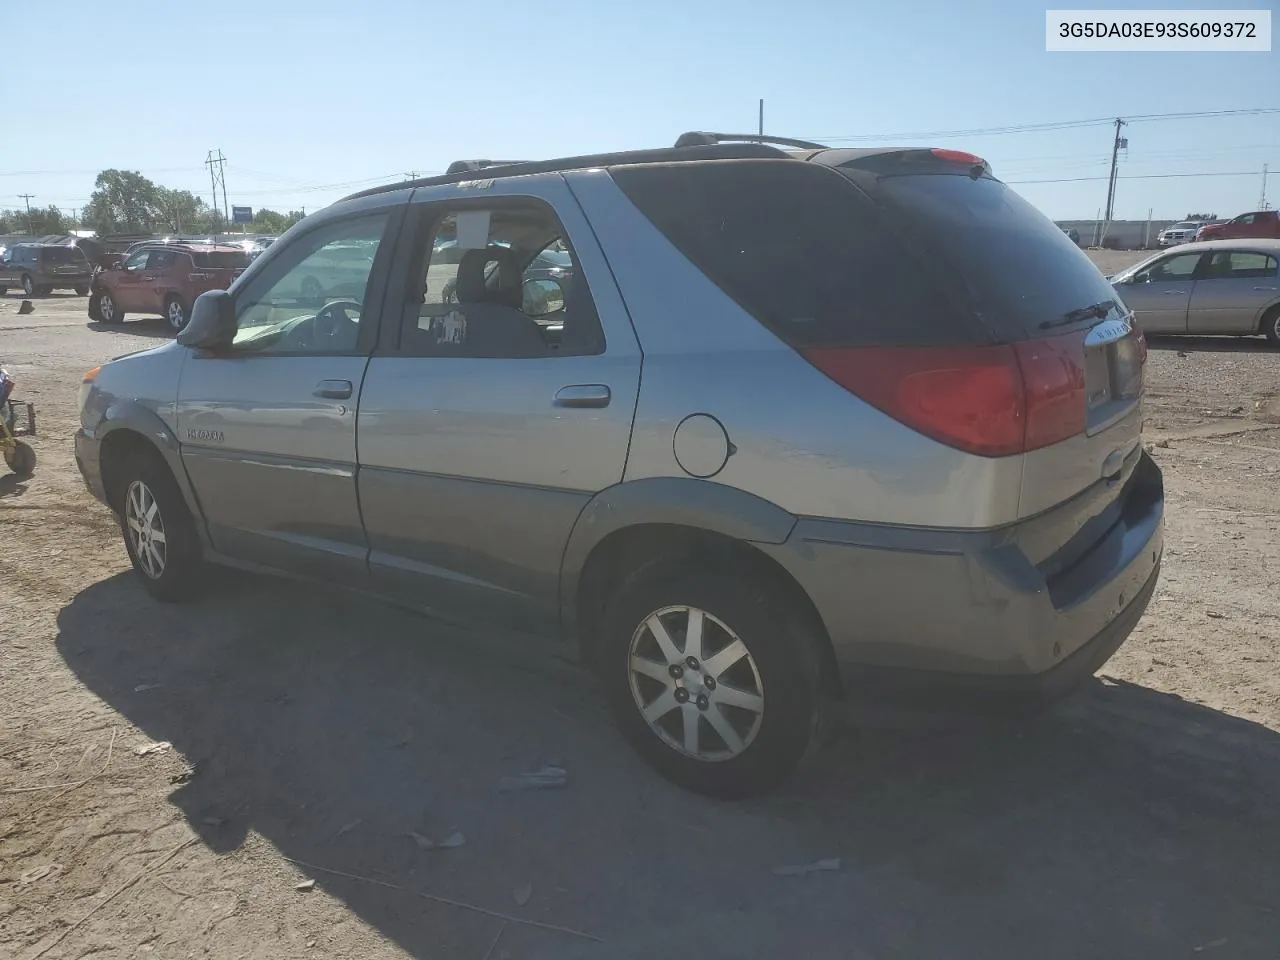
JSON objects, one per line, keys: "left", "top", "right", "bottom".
{"left": 758, "top": 452, "right": 1164, "bottom": 707}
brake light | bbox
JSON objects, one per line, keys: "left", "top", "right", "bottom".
{"left": 803, "top": 333, "right": 1087, "bottom": 457}
{"left": 931, "top": 148, "right": 986, "bottom": 166}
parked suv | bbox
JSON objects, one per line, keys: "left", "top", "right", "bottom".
{"left": 0, "top": 243, "right": 92, "bottom": 296}
{"left": 89, "top": 243, "right": 250, "bottom": 332}
{"left": 74, "top": 134, "right": 1164, "bottom": 797}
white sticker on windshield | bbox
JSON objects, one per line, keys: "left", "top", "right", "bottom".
{"left": 455, "top": 211, "right": 491, "bottom": 251}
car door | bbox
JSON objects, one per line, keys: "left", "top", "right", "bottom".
{"left": 1187, "top": 250, "right": 1280, "bottom": 334}
{"left": 112, "top": 248, "right": 152, "bottom": 310}
{"left": 176, "top": 199, "right": 405, "bottom": 582}
{"left": 1114, "top": 250, "right": 1203, "bottom": 333}
{"left": 139, "top": 249, "right": 178, "bottom": 314}
{"left": 357, "top": 177, "right": 642, "bottom": 635}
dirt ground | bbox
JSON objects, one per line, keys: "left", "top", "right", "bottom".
{"left": 2, "top": 255, "right": 1279, "bottom": 960}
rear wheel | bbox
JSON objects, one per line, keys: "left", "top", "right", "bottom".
{"left": 4, "top": 440, "right": 35, "bottom": 476}
{"left": 1263, "top": 306, "right": 1280, "bottom": 346}
{"left": 164, "top": 295, "right": 189, "bottom": 333}
{"left": 599, "top": 561, "right": 823, "bottom": 798}
{"left": 21, "top": 274, "right": 36, "bottom": 297}
{"left": 116, "top": 452, "right": 201, "bottom": 602}
{"left": 97, "top": 290, "right": 123, "bottom": 324}
{"left": 0, "top": 286, "right": 8, "bottom": 296}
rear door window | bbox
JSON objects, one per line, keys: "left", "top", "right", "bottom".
{"left": 40, "top": 247, "right": 84, "bottom": 265}
{"left": 609, "top": 160, "right": 980, "bottom": 347}
{"left": 1205, "top": 251, "right": 1278, "bottom": 279}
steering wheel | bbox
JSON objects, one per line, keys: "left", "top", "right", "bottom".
{"left": 313, "top": 299, "right": 361, "bottom": 341}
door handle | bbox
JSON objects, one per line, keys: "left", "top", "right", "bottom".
{"left": 142, "top": 276, "right": 156, "bottom": 282}
{"left": 554, "top": 384, "right": 611, "bottom": 408}
{"left": 1161, "top": 290, "right": 1186, "bottom": 295}
{"left": 1253, "top": 286, "right": 1278, "bottom": 291}
{"left": 314, "top": 379, "right": 353, "bottom": 399}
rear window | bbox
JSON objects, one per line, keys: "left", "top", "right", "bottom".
{"left": 609, "top": 160, "right": 980, "bottom": 347}
{"left": 866, "top": 172, "right": 1122, "bottom": 337}
{"left": 40, "top": 247, "right": 86, "bottom": 264}
{"left": 193, "top": 251, "right": 250, "bottom": 269}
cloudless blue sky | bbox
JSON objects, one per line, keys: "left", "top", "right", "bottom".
{"left": 2, "top": 0, "right": 1277, "bottom": 223}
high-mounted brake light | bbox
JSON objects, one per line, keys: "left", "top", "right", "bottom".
{"left": 930, "top": 148, "right": 986, "bottom": 166}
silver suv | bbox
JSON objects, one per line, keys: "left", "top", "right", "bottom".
{"left": 74, "top": 133, "right": 1164, "bottom": 797}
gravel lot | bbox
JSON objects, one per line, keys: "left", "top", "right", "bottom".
{"left": 3, "top": 253, "right": 1279, "bottom": 960}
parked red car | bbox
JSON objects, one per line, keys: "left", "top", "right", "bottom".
{"left": 89, "top": 243, "right": 249, "bottom": 333}
{"left": 1195, "top": 210, "right": 1280, "bottom": 242}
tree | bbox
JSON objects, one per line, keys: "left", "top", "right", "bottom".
{"left": 155, "top": 188, "right": 217, "bottom": 234}
{"left": 83, "top": 169, "right": 161, "bottom": 235}
{"left": 0, "top": 205, "right": 67, "bottom": 235}
{"left": 251, "top": 208, "right": 305, "bottom": 234}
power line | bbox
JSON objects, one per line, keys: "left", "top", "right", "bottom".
{"left": 808, "top": 107, "right": 1280, "bottom": 143}
{"left": 1007, "top": 170, "right": 1267, "bottom": 185}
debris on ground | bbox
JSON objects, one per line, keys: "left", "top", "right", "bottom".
{"left": 20, "top": 864, "right": 62, "bottom": 885}
{"left": 513, "top": 882, "right": 533, "bottom": 906}
{"left": 17, "top": 300, "right": 33, "bottom": 315}
{"left": 133, "top": 683, "right": 164, "bottom": 692}
{"left": 1207, "top": 611, "right": 1225, "bottom": 619}
{"left": 408, "top": 829, "right": 465, "bottom": 851}
{"left": 133, "top": 740, "right": 172, "bottom": 757}
{"left": 772, "top": 857, "right": 841, "bottom": 877}
{"left": 498, "top": 765, "right": 568, "bottom": 792}
{"left": 295, "top": 878, "right": 316, "bottom": 892}
{"left": 336, "top": 818, "right": 362, "bottom": 836}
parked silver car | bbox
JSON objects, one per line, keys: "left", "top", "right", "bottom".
{"left": 1157, "top": 221, "right": 1204, "bottom": 247}
{"left": 1110, "top": 239, "right": 1280, "bottom": 342}
{"left": 75, "top": 134, "right": 1164, "bottom": 797}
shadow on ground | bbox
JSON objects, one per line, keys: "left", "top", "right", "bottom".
{"left": 85, "top": 320, "right": 172, "bottom": 339}
{"left": 1147, "top": 334, "right": 1275, "bottom": 354}
{"left": 57, "top": 573, "right": 1280, "bottom": 960}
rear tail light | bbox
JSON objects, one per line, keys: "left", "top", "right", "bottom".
{"left": 803, "top": 332, "right": 1089, "bottom": 457}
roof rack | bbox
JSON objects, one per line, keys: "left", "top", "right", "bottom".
{"left": 673, "top": 131, "right": 828, "bottom": 150}
{"left": 445, "top": 159, "right": 529, "bottom": 175}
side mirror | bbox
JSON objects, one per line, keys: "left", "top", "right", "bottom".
{"left": 522, "top": 277, "right": 566, "bottom": 317}
{"left": 179, "top": 289, "right": 236, "bottom": 350}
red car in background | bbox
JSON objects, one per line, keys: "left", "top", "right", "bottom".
{"left": 89, "top": 242, "right": 249, "bottom": 333}
{"left": 1195, "top": 210, "right": 1280, "bottom": 242}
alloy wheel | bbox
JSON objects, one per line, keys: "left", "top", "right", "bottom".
{"left": 627, "top": 605, "right": 765, "bottom": 761}
{"left": 100, "top": 294, "right": 115, "bottom": 322}
{"left": 126, "top": 480, "right": 167, "bottom": 579}
{"left": 167, "top": 299, "right": 186, "bottom": 331}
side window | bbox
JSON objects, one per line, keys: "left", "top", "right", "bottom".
{"left": 123, "top": 250, "right": 151, "bottom": 271}
{"left": 399, "top": 202, "right": 603, "bottom": 358}
{"left": 1233, "top": 214, "right": 1256, "bottom": 225}
{"left": 147, "top": 250, "right": 177, "bottom": 271}
{"left": 1138, "top": 253, "right": 1201, "bottom": 283}
{"left": 1218, "top": 252, "right": 1278, "bottom": 279}
{"left": 230, "top": 213, "right": 389, "bottom": 356}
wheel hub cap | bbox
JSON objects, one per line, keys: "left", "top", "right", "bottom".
{"left": 627, "top": 605, "right": 765, "bottom": 762}
{"left": 125, "top": 480, "right": 167, "bottom": 579}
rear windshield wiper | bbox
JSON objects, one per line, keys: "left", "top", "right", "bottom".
{"left": 1039, "top": 300, "right": 1115, "bottom": 330}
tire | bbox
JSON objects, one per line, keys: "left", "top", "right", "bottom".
{"left": 0, "top": 287, "right": 8, "bottom": 296}
{"left": 599, "top": 561, "right": 823, "bottom": 798}
{"left": 74, "top": 285, "right": 90, "bottom": 297}
{"left": 164, "top": 295, "right": 189, "bottom": 333}
{"left": 1263, "top": 306, "right": 1280, "bottom": 346}
{"left": 115, "top": 451, "right": 202, "bottom": 602}
{"left": 4, "top": 440, "right": 35, "bottom": 476}
{"left": 21, "top": 274, "right": 36, "bottom": 297}
{"left": 97, "top": 290, "right": 123, "bottom": 324}
{"left": 37, "top": 284, "right": 53, "bottom": 296}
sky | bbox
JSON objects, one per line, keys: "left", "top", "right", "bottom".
{"left": 1, "top": 0, "right": 1277, "bottom": 224}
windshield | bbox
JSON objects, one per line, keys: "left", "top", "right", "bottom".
{"left": 871, "top": 173, "right": 1125, "bottom": 336}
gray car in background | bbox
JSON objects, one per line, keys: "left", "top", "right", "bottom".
{"left": 1110, "top": 238, "right": 1280, "bottom": 342}
{"left": 74, "top": 133, "right": 1164, "bottom": 797}
{"left": 0, "top": 243, "right": 93, "bottom": 296}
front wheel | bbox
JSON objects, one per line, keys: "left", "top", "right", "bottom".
{"left": 164, "top": 295, "right": 189, "bottom": 333}
{"left": 4, "top": 440, "right": 35, "bottom": 476}
{"left": 117, "top": 453, "right": 202, "bottom": 602}
{"left": 599, "top": 562, "right": 823, "bottom": 798}
{"left": 97, "top": 290, "right": 123, "bottom": 324}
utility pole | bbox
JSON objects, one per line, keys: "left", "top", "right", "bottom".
{"left": 205, "top": 149, "right": 229, "bottom": 227}
{"left": 18, "top": 193, "right": 35, "bottom": 234}
{"left": 758, "top": 99, "right": 764, "bottom": 136}
{"left": 1103, "top": 117, "right": 1127, "bottom": 225}
{"left": 1261, "top": 164, "right": 1270, "bottom": 210}
{"left": 404, "top": 170, "right": 420, "bottom": 181}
